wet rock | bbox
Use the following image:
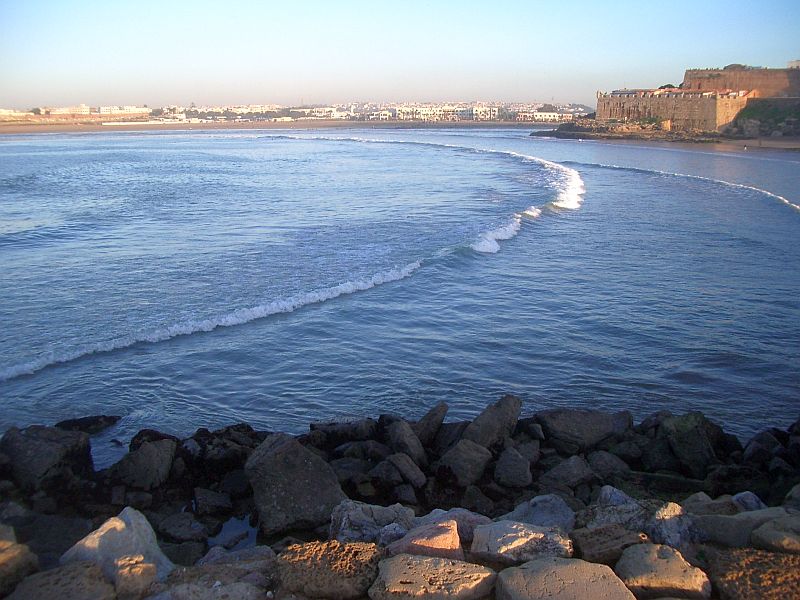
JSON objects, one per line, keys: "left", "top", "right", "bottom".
{"left": 129, "top": 429, "right": 180, "bottom": 452}
{"left": 435, "top": 439, "right": 492, "bottom": 487}
{"left": 614, "top": 543, "right": 711, "bottom": 599}
{"left": 413, "top": 508, "right": 491, "bottom": 544}
{"left": 494, "top": 447, "right": 532, "bottom": 488}
{"left": 386, "top": 421, "right": 427, "bottom": 468}
{"left": 496, "top": 556, "right": 635, "bottom": 600}
{"left": 570, "top": 524, "right": 648, "bottom": 565}
{"left": 0, "top": 541, "right": 39, "bottom": 597}
{"left": 386, "top": 519, "right": 464, "bottom": 561}
{"left": 751, "top": 516, "right": 800, "bottom": 554}
{"left": 387, "top": 453, "right": 427, "bottom": 488}
{"left": 61, "top": 506, "right": 174, "bottom": 581}
{"left": 412, "top": 402, "right": 448, "bottom": 447}
{"left": 500, "top": 494, "right": 576, "bottom": 533}
{"left": 660, "top": 412, "right": 723, "bottom": 479}
{"left": 7, "top": 561, "right": 115, "bottom": 600}
{"left": 245, "top": 433, "right": 346, "bottom": 535}
{"left": 705, "top": 546, "right": 800, "bottom": 600}
{"left": 158, "top": 512, "right": 209, "bottom": 543}
{"left": 588, "top": 451, "right": 631, "bottom": 481}
{"left": 330, "top": 500, "right": 415, "bottom": 544}
{"left": 694, "top": 507, "right": 788, "bottom": 547}
{"left": 462, "top": 395, "right": 522, "bottom": 449}
{"left": 535, "top": 409, "right": 632, "bottom": 455}
{"left": 0, "top": 426, "right": 92, "bottom": 492}
{"left": 55, "top": 415, "right": 121, "bottom": 435}
{"left": 110, "top": 439, "right": 176, "bottom": 491}
{"left": 471, "top": 520, "right": 573, "bottom": 564}
{"left": 194, "top": 487, "right": 232, "bottom": 516}
{"left": 278, "top": 540, "right": 381, "bottom": 599}
{"left": 541, "top": 456, "right": 596, "bottom": 489}
{"left": 368, "top": 554, "right": 495, "bottom": 600}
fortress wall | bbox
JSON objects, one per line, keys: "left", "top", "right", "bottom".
{"left": 683, "top": 68, "right": 800, "bottom": 97}
{"left": 715, "top": 96, "right": 751, "bottom": 129}
{"left": 597, "top": 95, "right": 719, "bottom": 131}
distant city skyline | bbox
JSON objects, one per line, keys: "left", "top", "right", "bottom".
{"left": 1, "top": 0, "right": 798, "bottom": 109}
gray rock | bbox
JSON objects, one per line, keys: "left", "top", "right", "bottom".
{"left": 387, "top": 453, "right": 427, "bottom": 488}
{"left": 245, "top": 433, "right": 346, "bottom": 535}
{"left": 496, "top": 556, "right": 635, "bottom": 600}
{"left": 369, "top": 460, "right": 404, "bottom": 486}
{"left": 581, "top": 499, "right": 698, "bottom": 549}
{"left": 750, "top": 515, "right": 800, "bottom": 553}
{"left": 0, "top": 426, "right": 92, "bottom": 491}
{"left": 680, "top": 492, "right": 740, "bottom": 516}
{"left": 387, "top": 420, "right": 427, "bottom": 468}
{"left": 0, "top": 541, "right": 39, "bottom": 597}
{"left": 54, "top": 415, "right": 120, "bottom": 435}
{"left": 310, "top": 419, "right": 378, "bottom": 446}
{"left": 541, "top": 456, "right": 596, "bottom": 489}
{"left": 330, "top": 457, "right": 373, "bottom": 483}
{"left": 588, "top": 451, "right": 631, "bottom": 481}
{"left": 60, "top": 506, "right": 174, "bottom": 581}
{"left": 462, "top": 395, "right": 522, "bottom": 449}
{"left": 471, "top": 520, "right": 573, "bottom": 564}
{"left": 368, "top": 554, "right": 496, "bottom": 600}
{"left": 784, "top": 483, "right": 800, "bottom": 511}
{"left": 571, "top": 524, "right": 649, "bottom": 565}
{"left": 659, "top": 412, "right": 722, "bottom": 479}
{"left": 516, "top": 440, "right": 541, "bottom": 464}
{"left": 609, "top": 441, "right": 643, "bottom": 463}
{"left": 640, "top": 438, "right": 682, "bottom": 473}
{"left": 196, "top": 544, "right": 276, "bottom": 567}
{"left": 158, "top": 512, "right": 209, "bottom": 543}
{"left": 412, "top": 402, "right": 448, "bottom": 446}
{"left": 414, "top": 508, "right": 491, "bottom": 544}
{"left": 377, "top": 523, "right": 407, "bottom": 546}
{"left": 7, "top": 561, "right": 115, "bottom": 600}
{"left": 393, "top": 484, "right": 417, "bottom": 505}
{"left": 614, "top": 544, "right": 711, "bottom": 599}
{"left": 335, "top": 440, "right": 392, "bottom": 463}
{"left": 194, "top": 487, "right": 232, "bottom": 516}
{"left": 160, "top": 541, "right": 206, "bottom": 566}
{"left": 432, "top": 421, "right": 469, "bottom": 457}
{"left": 110, "top": 439, "right": 176, "bottom": 490}
{"left": 5, "top": 513, "right": 93, "bottom": 570}
{"left": 435, "top": 439, "right": 492, "bottom": 487}
{"left": 694, "top": 506, "right": 788, "bottom": 547}
{"left": 494, "top": 447, "right": 532, "bottom": 487}
{"left": 732, "top": 490, "right": 767, "bottom": 512}
{"left": 597, "top": 485, "right": 636, "bottom": 507}
{"left": 329, "top": 500, "right": 415, "bottom": 543}
{"left": 535, "top": 409, "right": 632, "bottom": 455}
{"left": 500, "top": 494, "right": 576, "bottom": 533}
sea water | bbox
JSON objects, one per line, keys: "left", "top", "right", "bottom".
{"left": 1, "top": 128, "right": 798, "bottom": 465}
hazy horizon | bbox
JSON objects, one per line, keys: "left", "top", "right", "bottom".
{"left": 1, "top": 0, "right": 798, "bottom": 110}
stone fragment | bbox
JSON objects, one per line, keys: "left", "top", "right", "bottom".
{"left": 55, "top": 415, "right": 121, "bottom": 435}
{"left": 471, "top": 520, "right": 573, "bottom": 564}
{"left": 114, "top": 554, "right": 156, "bottom": 600}
{"left": 462, "top": 395, "right": 522, "bottom": 449}
{"left": 413, "top": 508, "right": 491, "bottom": 544}
{"left": 0, "top": 426, "right": 92, "bottom": 491}
{"left": 386, "top": 519, "right": 464, "bottom": 561}
{"left": 694, "top": 507, "right": 788, "bottom": 548}
{"left": 387, "top": 453, "right": 427, "bottom": 488}
{"left": 193, "top": 487, "right": 233, "bottom": 516}
{"left": 541, "top": 456, "right": 596, "bottom": 489}
{"left": 435, "top": 439, "right": 492, "bottom": 487}
{"left": 614, "top": 544, "right": 711, "bottom": 599}
{"left": 412, "top": 402, "right": 448, "bottom": 446}
{"left": 571, "top": 524, "right": 648, "bottom": 565}
{"left": 330, "top": 500, "right": 415, "bottom": 543}
{"left": 387, "top": 421, "right": 428, "bottom": 468}
{"left": 278, "top": 540, "right": 381, "bottom": 599}
{"left": 588, "top": 451, "right": 631, "bottom": 481}
{"left": 245, "top": 433, "right": 346, "bottom": 535}
{"left": 368, "top": 554, "right": 495, "bottom": 600}
{"left": 751, "top": 516, "right": 800, "bottom": 554}
{"left": 496, "top": 556, "right": 635, "bottom": 600}
{"left": 705, "top": 546, "right": 800, "bottom": 600}
{"left": 158, "top": 512, "right": 209, "bottom": 543}
{"left": 110, "top": 439, "right": 176, "bottom": 490}
{"left": 0, "top": 541, "right": 39, "bottom": 597}
{"left": 660, "top": 412, "right": 723, "bottom": 479}
{"left": 494, "top": 447, "right": 532, "bottom": 488}
{"left": 60, "top": 506, "right": 174, "bottom": 581}
{"left": 535, "top": 409, "right": 632, "bottom": 454}
{"left": 7, "top": 561, "right": 115, "bottom": 600}
{"left": 500, "top": 493, "right": 576, "bottom": 533}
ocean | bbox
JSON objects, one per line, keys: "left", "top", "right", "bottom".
{"left": 1, "top": 128, "right": 798, "bottom": 466}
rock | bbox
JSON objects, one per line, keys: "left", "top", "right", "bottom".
{"left": 160, "top": 541, "right": 205, "bottom": 567}
{"left": 310, "top": 419, "right": 378, "bottom": 446}
{"left": 386, "top": 453, "right": 427, "bottom": 488}
{"left": 158, "top": 513, "right": 209, "bottom": 543}
{"left": 113, "top": 554, "right": 156, "bottom": 600}
{"left": 705, "top": 546, "right": 800, "bottom": 600}
{"left": 516, "top": 440, "right": 541, "bottom": 464}
{"left": 278, "top": 540, "right": 381, "bottom": 599}
{"left": 387, "top": 421, "right": 428, "bottom": 468}
{"left": 615, "top": 544, "right": 711, "bottom": 599}
{"left": 680, "top": 492, "right": 740, "bottom": 516}
{"left": 751, "top": 516, "right": 800, "bottom": 554}
{"left": 0, "top": 524, "right": 15, "bottom": 543}
{"left": 461, "top": 395, "right": 522, "bottom": 449}
{"left": 386, "top": 519, "right": 464, "bottom": 561}
{"left": 368, "top": 554, "right": 495, "bottom": 600}
{"left": 571, "top": 524, "right": 648, "bottom": 565}
{"left": 496, "top": 556, "right": 635, "bottom": 600}
{"left": 432, "top": 421, "right": 470, "bottom": 457}
{"left": 393, "top": 484, "right": 417, "bottom": 505}
{"left": 731, "top": 491, "right": 767, "bottom": 512}
{"left": 149, "top": 581, "right": 264, "bottom": 599}
{"left": 0, "top": 426, "right": 92, "bottom": 491}
{"left": 784, "top": 483, "right": 800, "bottom": 510}
{"left": 331, "top": 457, "right": 373, "bottom": 484}
{"left": 500, "top": 494, "right": 576, "bottom": 533}
{"left": 197, "top": 544, "right": 276, "bottom": 567}
{"left": 377, "top": 524, "right": 407, "bottom": 546}
{"left": 659, "top": 412, "right": 723, "bottom": 479}
{"left": 413, "top": 508, "right": 491, "bottom": 544}
{"left": 54, "top": 415, "right": 121, "bottom": 435}
{"left": 435, "top": 439, "right": 492, "bottom": 487}
{"left": 535, "top": 409, "right": 632, "bottom": 455}
{"left": 471, "top": 520, "right": 573, "bottom": 564}
{"left": 219, "top": 469, "right": 251, "bottom": 499}
{"left": 694, "top": 507, "right": 788, "bottom": 548}
{"left": 129, "top": 429, "right": 180, "bottom": 452}
{"left": 110, "top": 439, "right": 176, "bottom": 491}
{"left": 193, "top": 487, "right": 233, "bottom": 516}
{"left": 335, "top": 440, "right": 392, "bottom": 463}
{"left": 412, "top": 402, "right": 448, "bottom": 446}
{"left": 640, "top": 438, "right": 681, "bottom": 473}
{"left": 541, "top": 456, "right": 596, "bottom": 489}
{"left": 60, "top": 506, "right": 174, "bottom": 581}
{"left": 597, "top": 485, "right": 636, "bottom": 507}
{"left": 588, "top": 451, "right": 631, "bottom": 481}
{"left": 462, "top": 486, "right": 494, "bottom": 517}
{"left": 369, "top": 460, "right": 404, "bottom": 487}
{"left": 0, "top": 541, "right": 39, "bottom": 597}
{"left": 245, "top": 433, "right": 346, "bottom": 535}
{"left": 609, "top": 441, "right": 643, "bottom": 463}
{"left": 494, "top": 447, "right": 532, "bottom": 488}
{"left": 7, "top": 561, "right": 115, "bottom": 600}
{"left": 6, "top": 513, "right": 93, "bottom": 570}
{"left": 330, "top": 500, "right": 415, "bottom": 543}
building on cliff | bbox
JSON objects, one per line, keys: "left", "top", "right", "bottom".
{"left": 596, "top": 62, "right": 800, "bottom": 133}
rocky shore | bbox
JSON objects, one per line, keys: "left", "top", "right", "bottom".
{"left": 0, "top": 396, "right": 798, "bottom": 599}
{"left": 530, "top": 121, "right": 727, "bottom": 143}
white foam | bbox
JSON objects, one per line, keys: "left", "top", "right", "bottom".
{"left": 472, "top": 214, "right": 522, "bottom": 253}
{"left": 0, "top": 261, "right": 421, "bottom": 382}
{"left": 523, "top": 206, "right": 542, "bottom": 218}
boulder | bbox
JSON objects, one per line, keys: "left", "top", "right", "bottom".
{"left": 335, "top": 440, "right": 392, "bottom": 463}
{"left": 4, "top": 512, "right": 93, "bottom": 570}
{"left": 640, "top": 438, "right": 681, "bottom": 473}
{"left": 784, "top": 483, "right": 800, "bottom": 511}
{"left": 597, "top": 485, "right": 636, "bottom": 507}
{"left": 570, "top": 524, "right": 648, "bottom": 565}
{"left": 435, "top": 439, "right": 492, "bottom": 487}
{"left": 54, "top": 415, "right": 121, "bottom": 435}
{"left": 7, "top": 561, "right": 115, "bottom": 600}
{"left": 386, "top": 519, "right": 464, "bottom": 561}
{"left": 412, "top": 402, "right": 448, "bottom": 446}
{"left": 694, "top": 507, "right": 788, "bottom": 548}
{"left": 109, "top": 439, "right": 176, "bottom": 491}
{"left": 278, "top": 540, "right": 381, "bottom": 599}
{"left": 245, "top": 433, "right": 346, "bottom": 535}
{"left": 386, "top": 421, "right": 427, "bottom": 468}
{"left": 705, "top": 546, "right": 800, "bottom": 600}
{"left": 432, "top": 421, "right": 470, "bottom": 457}
{"left": 193, "top": 487, "right": 233, "bottom": 516}
{"left": 113, "top": 554, "right": 156, "bottom": 600}
{"left": 368, "top": 554, "right": 495, "bottom": 600}
{"left": 500, "top": 494, "right": 576, "bottom": 533}
{"left": 588, "top": 451, "right": 631, "bottom": 481}
{"left": 680, "top": 492, "right": 740, "bottom": 516}
{"left": 617, "top": 544, "right": 710, "bottom": 599}
{"left": 471, "top": 520, "right": 572, "bottom": 564}
{"left": 60, "top": 506, "right": 174, "bottom": 581}
{"left": 496, "top": 556, "right": 635, "bottom": 600}
{"left": 462, "top": 395, "right": 522, "bottom": 449}
{"left": 494, "top": 447, "right": 532, "bottom": 488}
{"left": 659, "top": 412, "right": 722, "bottom": 479}
{"left": 157, "top": 513, "right": 209, "bottom": 543}
{"left": 197, "top": 544, "right": 276, "bottom": 567}
{"left": 160, "top": 541, "right": 205, "bottom": 567}
{"left": 0, "top": 541, "right": 39, "bottom": 597}
{"left": 516, "top": 440, "right": 541, "bottom": 465}
{"left": 535, "top": 409, "right": 632, "bottom": 454}
{"left": 369, "top": 460, "right": 404, "bottom": 487}
{"left": 149, "top": 581, "right": 264, "bottom": 599}
{"left": 0, "top": 426, "right": 92, "bottom": 491}
{"left": 330, "top": 500, "right": 415, "bottom": 544}
{"left": 732, "top": 491, "right": 767, "bottom": 512}
{"left": 413, "top": 508, "right": 491, "bottom": 544}
{"left": 310, "top": 419, "right": 378, "bottom": 446}
{"left": 386, "top": 453, "right": 427, "bottom": 488}
{"left": 751, "top": 516, "right": 800, "bottom": 554}
{"left": 541, "top": 456, "right": 596, "bottom": 489}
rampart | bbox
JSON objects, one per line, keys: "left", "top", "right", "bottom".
{"left": 683, "top": 66, "right": 800, "bottom": 97}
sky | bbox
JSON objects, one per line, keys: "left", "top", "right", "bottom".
{"left": 1, "top": 0, "right": 799, "bottom": 109}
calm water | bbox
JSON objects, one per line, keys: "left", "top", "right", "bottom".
{"left": 1, "top": 128, "right": 799, "bottom": 466}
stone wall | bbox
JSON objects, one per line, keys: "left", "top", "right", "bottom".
{"left": 683, "top": 67, "right": 800, "bottom": 97}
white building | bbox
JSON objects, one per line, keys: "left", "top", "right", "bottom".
{"left": 98, "top": 105, "right": 151, "bottom": 115}
{"left": 46, "top": 104, "right": 91, "bottom": 115}
{"left": 473, "top": 105, "right": 499, "bottom": 121}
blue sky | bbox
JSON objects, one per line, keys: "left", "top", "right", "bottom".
{"left": 1, "top": 0, "right": 798, "bottom": 108}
